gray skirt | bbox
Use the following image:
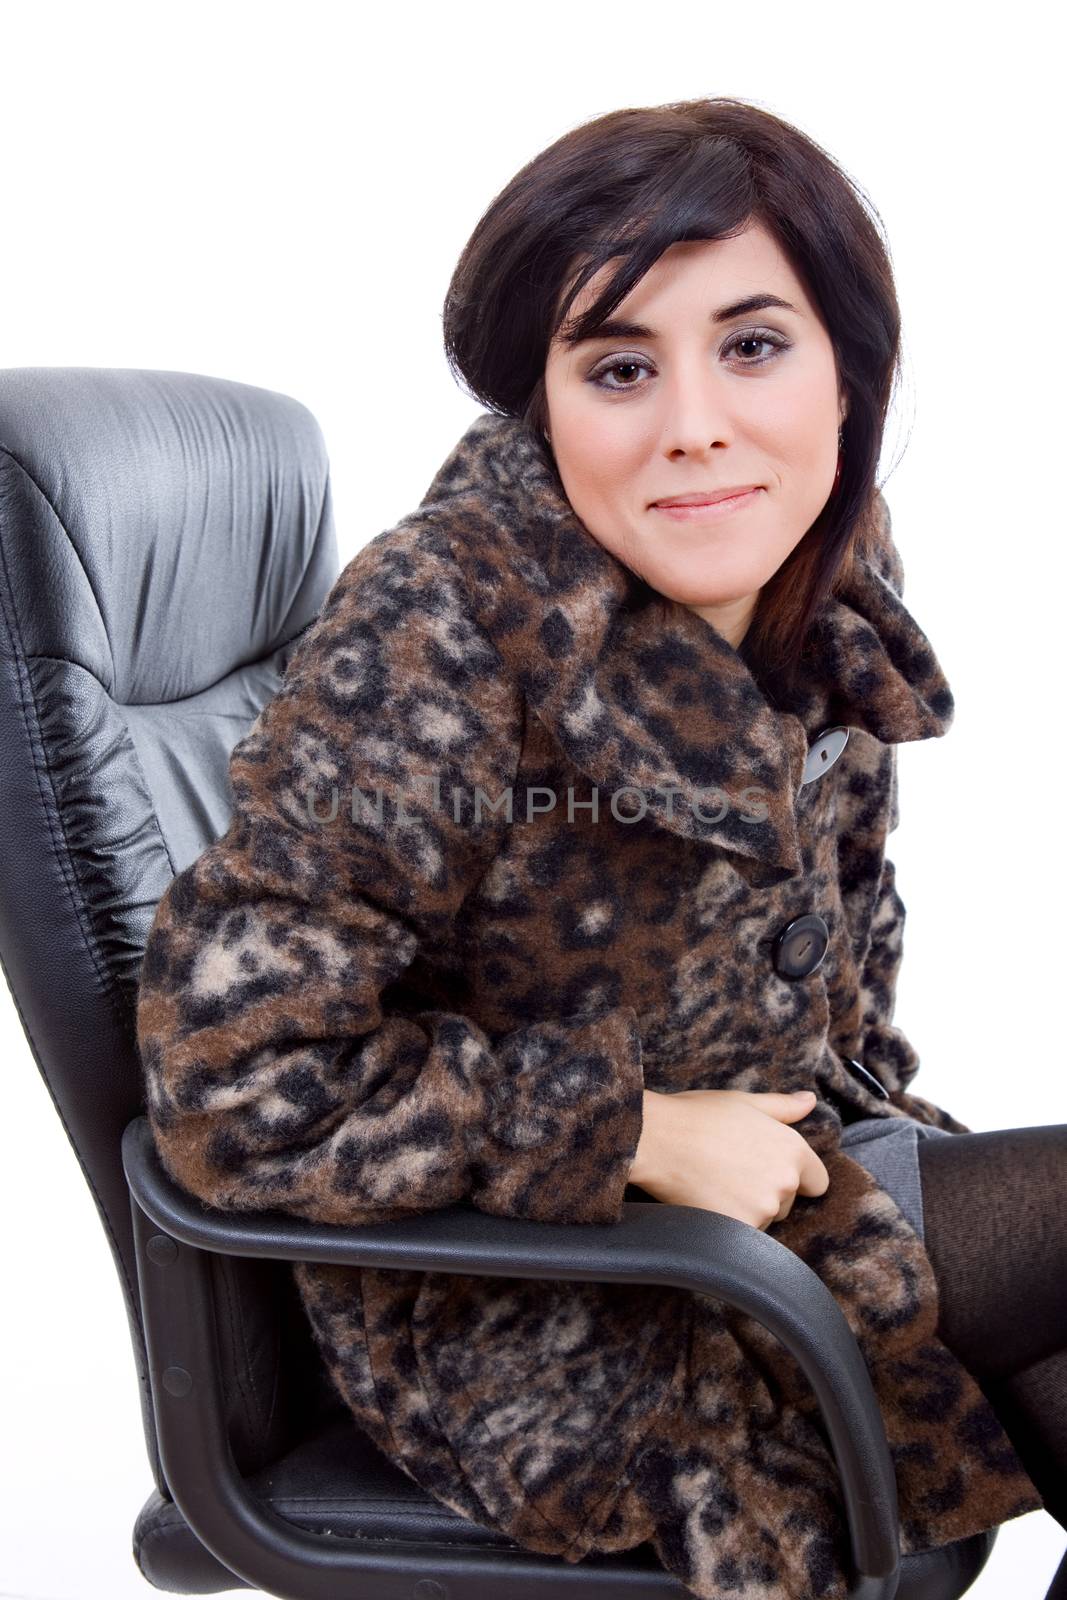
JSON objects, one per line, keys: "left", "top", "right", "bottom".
{"left": 839, "top": 1116, "right": 953, "bottom": 1242}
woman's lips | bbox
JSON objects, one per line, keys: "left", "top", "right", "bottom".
{"left": 652, "top": 487, "right": 764, "bottom": 521}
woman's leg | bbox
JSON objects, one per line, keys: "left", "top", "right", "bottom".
{"left": 916, "top": 1125, "right": 1067, "bottom": 1533}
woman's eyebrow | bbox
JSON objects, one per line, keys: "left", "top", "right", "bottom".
{"left": 564, "top": 292, "right": 802, "bottom": 347}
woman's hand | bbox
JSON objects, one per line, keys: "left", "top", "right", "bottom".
{"left": 628, "top": 1087, "right": 829, "bottom": 1229}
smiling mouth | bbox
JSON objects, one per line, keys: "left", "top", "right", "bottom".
{"left": 652, "top": 487, "right": 764, "bottom": 518}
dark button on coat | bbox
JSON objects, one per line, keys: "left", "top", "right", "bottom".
{"left": 772, "top": 912, "right": 830, "bottom": 979}
{"left": 135, "top": 412, "right": 1043, "bottom": 1600}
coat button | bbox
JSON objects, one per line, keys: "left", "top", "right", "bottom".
{"left": 772, "top": 912, "right": 829, "bottom": 979}
{"left": 844, "top": 1056, "right": 891, "bottom": 1099}
{"left": 801, "top": 726, "right": 850, "bottom": 786}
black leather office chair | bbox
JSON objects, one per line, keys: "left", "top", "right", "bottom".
{"left": 0, "top": 366, "right": 1013, "bottom": 1598}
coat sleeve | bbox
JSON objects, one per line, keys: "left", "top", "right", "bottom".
{"left": 834, "top": 736, "right": 971, "bottom": 1134}
{"left": 135, "top": 524, "right": 646, "bottom": 1228}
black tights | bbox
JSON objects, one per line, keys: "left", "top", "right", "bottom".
{"left": 916, "top": 1124, "right": 1067, "bottom": 1578}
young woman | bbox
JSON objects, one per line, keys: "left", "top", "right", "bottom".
{"left": 136, "top": 97, "right": 1066, "bottom": 1600}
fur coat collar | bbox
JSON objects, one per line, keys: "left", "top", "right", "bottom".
{"left": 137, "top": 409, "right": 1043, "bottom": 1600}
{"left": 420, "top": 412, "right": 954, "bottom": 884}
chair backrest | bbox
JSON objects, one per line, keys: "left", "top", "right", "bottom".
{"left": 0, "top": 367, "right": 341, "bottom": 1492}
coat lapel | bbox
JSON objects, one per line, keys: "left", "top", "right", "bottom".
{"left": 416, "top": 411, "right": 954, "bottom": 884}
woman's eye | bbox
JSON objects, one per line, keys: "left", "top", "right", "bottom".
{"left": 725, "top": 331, "right": 789, "bottom": 364}
{"left": 589, "top": 358, "right": 652, "bottom": 391}
{"left": 587, "top": 330, "right": 789, "bottom": 392}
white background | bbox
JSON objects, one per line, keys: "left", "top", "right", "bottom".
{"left": 1, "top": 1, "right": 1062, "bottom": 1596}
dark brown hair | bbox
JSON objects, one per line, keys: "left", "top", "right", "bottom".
{"left": 441, "top": 96, "right": 904, "bottom": 695}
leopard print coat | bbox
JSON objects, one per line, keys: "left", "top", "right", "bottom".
{"left": 135, "top": 411, "right": 1043, "bottom": 1600}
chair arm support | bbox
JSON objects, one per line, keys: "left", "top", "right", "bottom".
{"left": 123, "top": 1114, "right": 901, "bottom": 1599}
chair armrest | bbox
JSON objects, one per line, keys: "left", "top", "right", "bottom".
{"left": 123, "top": 1116, "right": 786, "bottom": 1276}
{"left": 124, "top": 1113, "right": 900, "bottom": 1596}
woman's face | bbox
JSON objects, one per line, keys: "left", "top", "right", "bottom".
{"left": 542, "top": 221, "right": 848, "bottom": 648}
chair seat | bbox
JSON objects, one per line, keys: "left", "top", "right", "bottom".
{"left": 132, "top": 1401, "right": 997, "bottom": 1598}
